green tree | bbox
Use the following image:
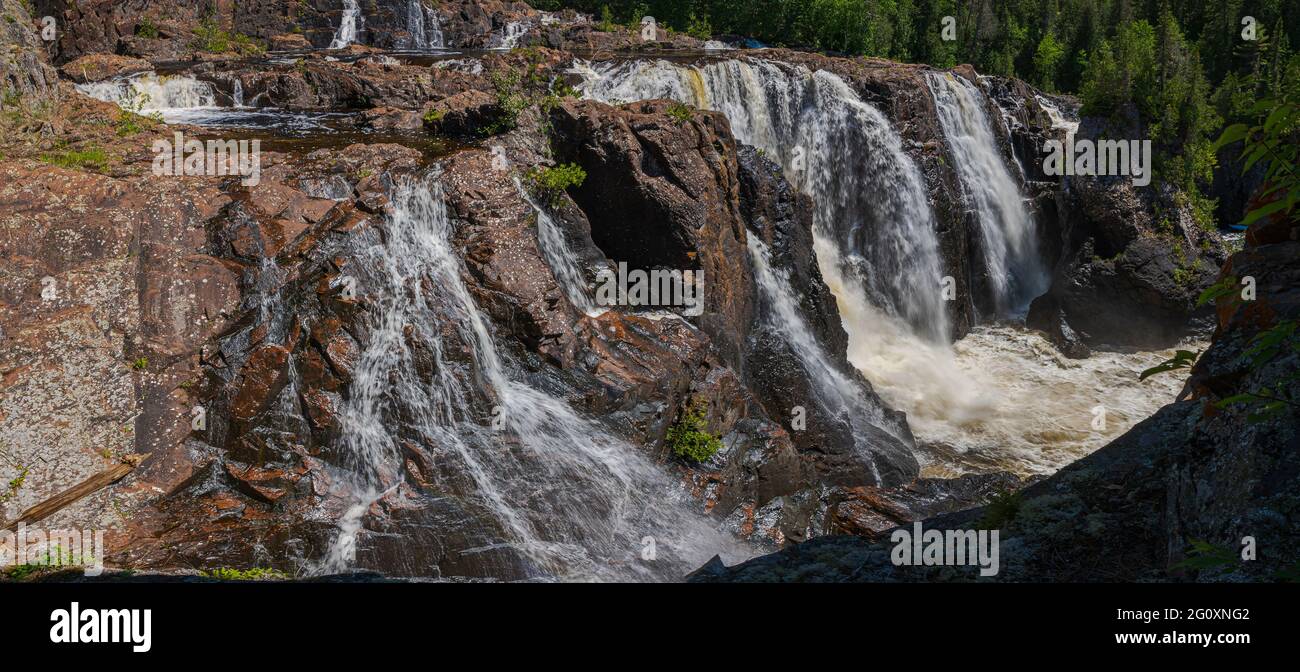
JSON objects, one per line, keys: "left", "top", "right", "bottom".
{"left": 1033, "top": 31, "right": 1066, "bottom": 91}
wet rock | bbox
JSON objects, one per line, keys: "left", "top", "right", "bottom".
{"left": 1026, "top": 115, "right": 1225, "bottom": 350}
{"left": 230, "top": 344, "right": 291, "bottom": 422}
{"left": 549, "top": 97, "right": 754, "bottom": 367}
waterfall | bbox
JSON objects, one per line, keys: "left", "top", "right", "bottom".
{"left": 575, "top": 58, "right": 1000, "bottom": 471}
{"left": 75, "top": 72, "right": 217, "bottom": 111}
{"left": 578, "top": 58, "right": 949, "bottom": 343}
{"left": 748, "top": 237, "right": 910, "bottom": 480}
{"left": 1037, "top": 95, "right": 1080, "bottom": 135}
{"left": 519, "top": 179, "right": 605, "bottom": 317}
{"left": 491, "top": 21, "right": 529, "bottom": 49}
{"left": 407, "top": 0, "right": 444, "bottom": 49}
{"left": 577, "top": 57, "right": 1187, "bottom": 479}
{"left": 928, "top": 72, "right": 1047, "bottom": 315}
{"left": 319, "top": 174, "right": 745, "bottom": 580}
{"left": 330, "top": 0, "right": 363, "bottom": 49}
{"left": 231, "top": 78, "right": 244, "bottom": 107}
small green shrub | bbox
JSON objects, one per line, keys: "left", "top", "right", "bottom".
{"left": 481, "top": 70, "right": 529, "bottom": 135}
{"left": 524, "top": 163, "right": 587, "bottom": 207}
{"left": 137, "top": 16, "right": 160, "bottom": 39}
{"left": 0, "top": 465, "right": 28, "bottom": 504}
{"left": 666, "top": 401, "right": 722, "bottom": 463}
{"left": 666, "top": 101, "right": 693, "bottom": 125}
{"left": 131, "top": 357, "right": 149, "bottom": 370}
{"left": 685, "top": 12, "right": 712, "bottom": 40}
{"left": 192, "top": 18, "right": 263, "bottom": 55}
{"left": 422, "top": 107, "right": 445, "bottom": 124}
{"left": 596, "top": 6, "right": 616, "bottom": 32}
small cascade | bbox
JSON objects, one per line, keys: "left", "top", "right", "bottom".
{"left": 1037, "top": 95, "right": 1080, "bottom": 136}
{"left": 928, "top": 72, "right": 1048, "bottom": 315}
{"left": 231, "top": 78, "right": 244, "bottom": 107}
{"left": 407, "top": 0, "right": 444, "bottom": 49}
{"left": 491, "top": 21, "right": 529, "bottom": 49}
{"left": 319, "top": 174, "right": 746, "bottom": 580}
{"left": 518, "top": 179, "right": 605, "bottom": 317}
{"left": 75, "top": 72, "right": 217, "bottom": 111}
{"left": 330, "top": 0, "right": 363, "bottom": 49}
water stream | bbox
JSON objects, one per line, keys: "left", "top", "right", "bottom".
{"left": 319, "top": 174, "right": 748, "bottom": 580}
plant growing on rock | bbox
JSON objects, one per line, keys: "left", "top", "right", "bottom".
{"left": 137, "top": 16, "right": 160, "bottom": 39}
{"left": 201, "top": 567, "right": 289, "bottom": 581}
{"left": 685, "top": 12, "right": 712, "bottom": 40}
{"left": 0, "top": 465, "right": 28, "bottom": 505}
{"left": 666, "top": 101, "right": 694, "bottom": 125}
{"left": 978, "top": 490, "right": 1023, "bottom": 529}
{"left": 666, "top": 401, "right": 722, "bottom": 463}
{"left": 481, "top": 70, "right": 529, "bottom": 135}
{"left": 524, "top": 163, "right": 586, "bottom": 207}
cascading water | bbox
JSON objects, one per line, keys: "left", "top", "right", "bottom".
{"left": 577, "top": 58, "right": 1190, "bottom": 477}
{"left": 491, "top": 21, "right": 529, "bottom": 49}
{"left": 519, "top": 179, "right": 605, "bottom": 317}
{"left": 748, "top": 237, "right": 908, "bottom": 481}
{"left": 579, "top": 58, "right": 949, "bottom": 342}
{"left": 75, "top": 72, "right": 217, "bottom": 113}
{"left": 319, "top": 174, "right": 747, "bottom": 580}
{"left": 928, "top": 72, "right": 1047, "bottom": 315}
{"left": 330, "top": 0, "right": 363, "bottom": 49}
{"left": 407, "top": 0, "right": 444, "bottom": 49}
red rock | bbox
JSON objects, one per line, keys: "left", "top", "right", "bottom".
{"left": 230, "top": 345, "right": 290, "bottom": 422}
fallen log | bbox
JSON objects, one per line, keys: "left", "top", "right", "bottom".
{"left": 2, "top": 454, "right": 143, "bottom": 531}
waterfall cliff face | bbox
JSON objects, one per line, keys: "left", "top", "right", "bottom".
{"left": 928, "top": 73, "right": 1047, "bottom": 316}
{"left": 330, "top": 0, "right": 364, "bottom": 49}
{"left": 320, "top": 175, "right": 746, "bottom": 580}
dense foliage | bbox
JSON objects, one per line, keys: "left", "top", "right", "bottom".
{"left": 536, "top": 0, "right": 1300, "bottom": 227}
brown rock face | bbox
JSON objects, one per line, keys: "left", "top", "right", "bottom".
{"left": 60, "top": 54, "right": 153, "bottom": 83}
{"left": 550, "top": 98, "right": 754, "bottom": 367}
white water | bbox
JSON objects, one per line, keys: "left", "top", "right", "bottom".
{"left": 748, "top": 237, "right": 908, "bottom": 482}
{"left": 407, "top": 0, "right": 443, "bottom": 49}
{"left": 1037, "top": 95, "right": 1080, "bottom": 136}
{"left": 330, "top": 0, "right": 363, "bottom": 49}
{"left": 519, "top": 179, "right": 605, "bottom": 317}
{"left": 76, "top": 72, "right": 216, "bottom": 114}
{"left": 578, "top": 57, "right": 1189, "bottom": 477}
{"left": 929, "top": 72, "right": 1047, "bottom": 315}
{"left": 320, "top": 175, "right": 747, "bottom": 580}
{"left": 491, "top": 21, "right": 529, "bottom": 49}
